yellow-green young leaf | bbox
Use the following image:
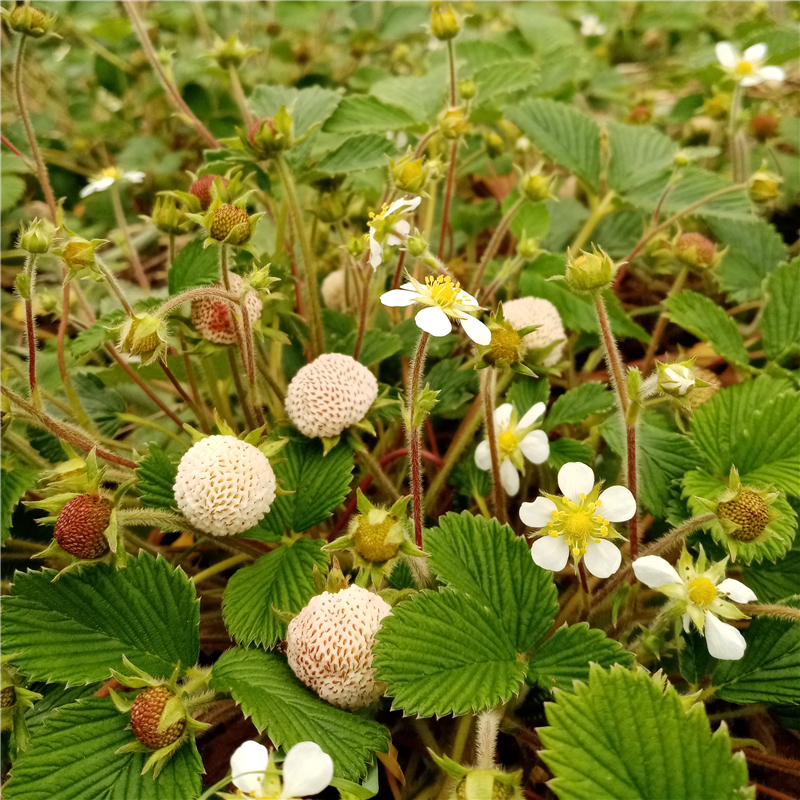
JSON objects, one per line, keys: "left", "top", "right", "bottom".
{"left": 425, "top": 512, "right": 558, "bottom": 652}
{"left": 664, "top": 290, "right": 749, "bottom": 368}
{"left": 317, "top": 134, "right": 398, "bottom": 174}
{"left": 373, "top": 589, "right": 528, "bottom": 717}
{"left": 136, "top": 445, "right": 178, "bottom": 511}
{"left": 4, "top": 698, "right": 203, "bottom": 800}
{"left": 222, "top": 539, "right": 328, "bottom": 648}
{"left": 527, "top": 623, "right": 633, "bottom": 692}
{"left": 505, "top": 99, "right": 601, "bottom": 191}
{"left": 210, "top": 648, "right": 389, "bottom": 781}
{"left": 166, "top": 237, "right": 220, "bottom": 297}
{"left": 1, "top": 466, "right": 38, "bottom": 545}
{"left": 761, "top": 259, "right": 800, "bottom": 362}
{"left": 713, "top": 598, "right": 800, "bottom": 706}
{"left": 323, "top": 96, "right": 416, "bottom": 135}
{"left": 542, "top": 383, "right": 615, "bottom": 432}
{"left": 606, "top": 121, "right": 674, "bottom": 195}
{"left": 3, "top": 553, "right": 199, "bottom": 684}
{"left": 540, "top": 666, "right": 752, "bottom": 800}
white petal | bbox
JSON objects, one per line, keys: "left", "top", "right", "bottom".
{"left": 682, "top": 613, "right": 692, "bottom": 633}
{"left": 717, "top": 578, "right": 757, "bottom": 604}
{"left": 123, "top": 171, "right": 146, "bottom": 183}
{"left": 391, "top": 220, "right": 411, "bottom": 239}
{"left": 739, "top": 75, "right": 763, "bottom": 86}
{"left": 704, "top": 612, "right": 746, "bottom": 660}
{"left": 531, "top": 534, "right": 570, "bottom": 572}
{"left": 558, "top": 462, "right": 595, "bottom": 503}
{"left": 415, "top": 305, "right": 452, "bottom": 337}
{"left": 584, "top": 539, "right": 622, "bottom": 579}
{"left": 380, "top": 289, "right": 418, "bottom": 307}
{"left": 715, "top": 41, "right": 738, "bottom": 67}
{"left": 519, "top": 402, "right": 546, "bottom": 428}
{"left": 400, "top": 282, "right": 416, "bottom": 291}
{"left": 597, "top": 485, "right": 636, "bottom": 522}
{"left": 520, "top": 496, "right": 558, "bottom": 528}
{"left": 757, "top": 65, "right": 785, "bottom": 83}
{"left": 456, "top": 289, "right": 479, "bottom": 307}
{"left": 500, "top": 459, "right": 520, "bottom": 496}
{"left": 519, "top": 430, "right": 549, "bottom": 465}
{"left": 494, "top": 403, "right": 513, "bottom": 432}
{"left": 386, "top": 234, "right": 402, "bottom": 246}
{"left": 80, "top": 176, "right": 115, "bottom": 197}
{"left": 369, "top": 232, "right": 383, "bottom": 270}
{"left": 460, "top": 314, "right": 491, "bottom": 345}
{"left": 474, "top": 440, "right": 492, "bottom": 470}
{"left": 632, "top": 555, "right": 682, "bottom": 588}
{"left": 743, "top": 42, "right": 767, "bottom": 62}
{"left": 231, "top": 740, "right": 270, "bottom": 795}
{"left": 280, "top": 742, "right": 334, "bottom": 799}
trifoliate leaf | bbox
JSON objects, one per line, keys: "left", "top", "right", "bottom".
{"left": 3, "top": 553, "right": 199, "bottom": 684}
{"left": 210, "top": 647, "right": 389, "bottom": 781}
{"left": 539, "top": 666, "right": 751, "bottom": 800}
{"left": 317, "top": 134, "right": 397, "bottom": 174}
{"left": 136, "top": 445, "right": 178, "bottom": 511}
{"left": 606, "top": 121, "right": 674, "bottom": 195}
{"left": 507, "top": 378, "right": 550, "bottom": 418}
{"left": 526, "top": 623, "right": 634, "bottom": 692}
{"left": 252, "top": 430, "right": 353, "bottom": 538}
{"left": 664, "top": 290, "right": 749, "bottom": 368}
{"left": 323, "top": 96, "right": 416, "bottom": 135}
{"left": 72, "top": 373, "right": 126, "bottom": 438}
{"left": 425, "top": 512, "right": 557, "bottom": 652}
{"left": 3, "top": 698, "right": 203, "bottom": 800}
{"left": 761, "top": 258, "right": 800, "bottom": 362}
{"left": 713, "top": 599, "right": 800, "bottom": 706}
{"left": 222, "top": 538, "right": 328, "bottom": 648}
{"left": 543, "top": 383, "right": 615, "bottom": 432}
{"left": 506, "top": 99, "right": 601, "bottom": 192}
{"left": 1, "top": 466, "right": 38, "bottom": 546}
{"left": 373, "top": 589, "right": 528, "bottom": 717}
{"left": 167, "top": 237, "right": 220, "bottom": 297}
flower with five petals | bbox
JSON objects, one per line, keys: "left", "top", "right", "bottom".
{"left": 715, "top": 42, "right": 784, "bottom": 86}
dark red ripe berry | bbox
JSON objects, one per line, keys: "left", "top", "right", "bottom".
{"left": 54, "top": 494, "right": 112, "bottom": 559}
{"left": 130, "top": 686, "right": 185, "bottom": 749}
{"left": 189, "top": 174, "right": 229, "bottom": 211}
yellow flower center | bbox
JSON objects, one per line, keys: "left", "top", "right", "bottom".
{"left": 498, "top": 430, "right": 518, "bottom": 456}
{"left": 735, "top": 61, "right": 754, "bottom": 76}
{"left": 367, "top": 203, "right": 390, "bottom": 228}
{"left": 564, "top": 512, "right": 594, "bottom": 539}
{"left": 571, "top": 255, "right": 586, "bottom": 269}
{"left": 544, "top": 497, "right": 611, "bottom": 560}
{"left": 99, "top": 166, "right": 121, "bottom": 180}
{"left": 688, "top": 576, "right": 717, "bottom": 606}
{"left": 426, "top": 275, "right": 460, "bottom": 307}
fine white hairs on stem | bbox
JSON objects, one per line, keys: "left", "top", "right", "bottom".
{"left": 475, "top": 708, "right": 502, "bottom": 769}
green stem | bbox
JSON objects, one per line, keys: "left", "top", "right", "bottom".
{"left": 354, "top": 435, "right": 401, "bottom": 502}
{"left": 202, "top": 358, "right": 236, "bottom": 432}
{"left": 275, "top": 153, "right": 324, "bottom": 358}
{"left": 408, "top": 332, "right": 430, "bottom": 547}
{"left": 642, "top": 265, "right": 689, "bottom": 375}
{"left": 21, "top": 254, "right": 41, "bottom": 409}
{"left": 273, "top": 196, "right": 287, "bottom": 261}
{"left": 570, "top": 191, "right": 616, "bottom": 253}
{"left": 109, "top": 181, "right": 148, "bottom": 290}
{"left": 191, "top": 553, "right": 250, "bottom": 585}
{"left": 228, "top": 63, "right": 253, "bottom": 125}
{"left": 95, "top": 255, "right": 134, "bottom": 316}
{"left": 481, "top": 368, "right": 507, "bottom": 525}
{"left": 438, "top": 140, "right": 458, "bottom": 261}
{"left": 469, "top": 197, "right": 524, "bottom": 295}
{"left": 118, "top": 413, "right": 187, "bottom": 447}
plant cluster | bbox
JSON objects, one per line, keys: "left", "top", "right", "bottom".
{"left": 1, "top": 2, "right": 799, "bottom": 799}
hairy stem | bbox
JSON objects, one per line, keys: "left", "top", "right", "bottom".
{"left": 481, "top": 368, "right": 508, "bottom": 525}
{"left": 470, "top": 197, "right": 524, "bottom": 295}
{"left": 95, "top": 255, "right": 134, "bottom": 316}
{"left": 408, "top": 332, "right": 430, "bottom": 547}
{"left": 109, "top": 181, "right": 148, "bottom": 290}
{"left": 569, "top": 191, "right": 616, "bottom": 253}
{"left": 21, "top": 254, "right": 41, "bottom": 409}
{"left": 355, "top": 439, "right": 402, "bottom": 502}
{"left": 228, "top": 63, "right": 253, "bottom": 125}
{"left": 642, "top": 265, "right": 689, "bottom": 375}
{"left": 353, "top": 256, "right": 372, "bottom": 362}
{"left": 438, "top": 140, "right": 458, "bottom": 261}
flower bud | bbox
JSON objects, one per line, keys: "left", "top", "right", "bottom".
{"left": 406, "top": 233, "right": 429, "bottom": 258}
{"left": 118, "top": 314, "right": 168, "bottom": 364}
{"left": 520, "top": 171, "right": 554, "bottom": 202}
{"left": 4, "top": 5, "right": 56, "bottom": 37}
{"left": 430, "top": 2, "right": 459, "bottom": 40}
{"left": 517, "top": 237, "right": 540, "bottom": 259}
{"left": 484, "top": 132, "right": 504, "bottom": 158}
{"left": 18, "top": 218, "right": 56, "bottom": 254}
{"left": 703, "top": 92, "right": 731, "bottom": 120}
{"left": 59, "top": 239, "right": 104, "bottom": 272}
{"left": 439, "top": 107, "right": 469, "bottom": 140}
{"left": 209, "top": 34, "right": 259, "bottom": 69}
{"left": 346, "top": 235, "right": 367, "bottom": 258}
{"left": 564, "top": 246, "right": 617, "bottom": 294}
{"left": 656, "top": 360, "right": 703, "bottom": 398}
{"left": 628, "top": 104, "right": 652, "bottom": 125}
{"left": 749, "top": 167, "right": 782, "bottom": 205}
{"left": 749, "top": 113, "right": 779, "bottom": 142}
{"left": 674, "top": 232, "right": 721, "bottom": 270}
{"left": 458, "top": 78, "right": 476, "bottom": 100}
{"left": 390, "top": 155, "right": 428, "bottom": 194}
{"left": 151, "top": 195, "right": 189, "bottom": 235}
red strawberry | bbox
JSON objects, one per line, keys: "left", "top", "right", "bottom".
{"left": 54, "top": 494, "right": 112, "bottom": 559}
{"left": 189, "top": 174, "right": 228, "bottom": 211}
{"left": 130, "top": 686, "right": 185, "bottom": 749}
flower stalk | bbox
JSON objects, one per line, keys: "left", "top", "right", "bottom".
{"left": 642, "top": 265, "right": 689, "bottom": 375}
{"left": 408, "top": 332, "right": 430, "bottom": 547}
{"left": 469, "top": 197, "right": 524, "bottom": 295}
{"left": 109, "top": 181, "right": 149, "bottom": 290}
{"left": 481, "top": 368, "right": 508, "bottom": 525}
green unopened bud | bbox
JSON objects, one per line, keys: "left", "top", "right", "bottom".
{"left": 243, "top": 106, "right": 293, "bottom": 156}
{"left": 151, "top": 195, "right": 189, "bottom": 235}
{"left": 564, "top": 246, "right": 617, "bottom": 294}
{"left": 517, "top": 237, "right": 540, "bottom": 259}
{"left": 57, "top": 238, "right": 106, "bottom": 274}
{"left": 346, "top": 235, "right": 367, "bottom": 258}
{"left": 411, "top": 385, "right": 439, "bottom": 427}
{"left": 703, "top": 91, "right": 731, "bottom": 120}
{"left": 439, "top": 107, "right": 469, "bottom": 140}
{"left": 208, "top": 34, "right": 258, "bottom": 69}
{"left": 118, "top": 314, "right": 168, "bottom": 365}
{"left": 484, "top": 132, "right": 504, "bottom": 158}
{"left": 749, "top": 167, "right": 782, "bottom": 205}
{"left": 406, "top": 233, "right": 428, "bottom": 258}
{"left": 458, "top": 78, "right": 476, "bottom": 100}
{"left": 430, "top": 1, "right": 459, "bottom": 40}
{"left": 3, "top": 5, "right": 56, "bottom": 37}
{"left": 248, "top": 265, "right": 278, "bottom": 291}
{"left": 520, "top": 171, "right": 554, "bottom": 202}
{"left": 673, "top": 149, "right": 691, "bottom": 166}
{"left": 315, "top": 193, "right": 347, "bottom": 223}
{"left": 18, "top": 218, "right": 56, "bottom": 254}
{"left": 390, "top": 155, "right": 428, "bottom": 194}
{"left": 656, "top": 359, "right": 708, "bottom": 398}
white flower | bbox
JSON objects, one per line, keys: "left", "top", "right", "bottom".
{"left": 659, "top": 364, "right": 695, "bottom": 396}
{"left": 580, "top": 14, "right": 606, "bottom": 36}
{"left": 230, "top": 739, "right": 334, "bottom": 799}
{"left": 715, "top": 42, "right": 785, "bottom": 86}
{"left": 520, "top": 462, "right": 635, "bottom": 578}
{"left": 367, "top": 195, "right": 422, "bottom": 270}
{"left": 80, "top": 166, "right": 146, "bottom": 198}
{"left": 380, "top": 274, "right": 491, "bottom": 345}
{"left": 475, "top": 402, "right": 549, "bottom": 496}
{"left": 632, "top": 548, "right": 757, "bottom": 660}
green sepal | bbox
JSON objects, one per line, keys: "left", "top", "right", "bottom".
{"left": 321, "top": 436, "right": 341, "bottom": 456}
{"left": 270, "top": 605, "right": 297, "bottom": 626}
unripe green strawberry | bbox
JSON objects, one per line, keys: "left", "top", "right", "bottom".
{"left": 54, "top": 494, "right": 112, "bottom": 559}
{"left": 1, "top": 686, "right": 16, "bottom": 708}
{"left": 210, "top": 204, "right": 250, "bottom": 244}
{"left": 130, "top": 686, "right": 185, "bottom": 749}
{"left": 8, "top": 5, "right": 54, "bottom": 37}
{"left": 353, "top": 514, "right": 400, "bottom": 563}
{"left": 718, "top": 490, "right": 770, "bottom": 541}
{"left": 189, "top": 174, "right": 228, "bottom": 211}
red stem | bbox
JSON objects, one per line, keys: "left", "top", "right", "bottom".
{"left": 391, "top": 250, "right": 407, "bottom": 291}
{"left": 24, "top": 298, "right": 37, "bottom": 403}
{"left": 627, "top": 423, "right": 638, "bottom": 562}
{"left": 751, "top": 783, "right": 800, "bottom": 800}
{"left": 353, "top": 255, "right": 372, "bottom": 362}
{"left": 408, "top": 332, "right": 430, "bottom": 547}
{"left": 1, "top": 133, "right": 28, "bottom": 163}
{"left": 438, "top": 141, "right": 458, "bottom": 261}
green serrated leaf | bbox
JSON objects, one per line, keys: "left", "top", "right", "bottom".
{"left": 167, "top": 237, "right": 219, "bottom": 297}
{"left": 543, "top": 383, "right": 615, "bottom": 432}
{"left": 426, "top": 358, "right": 478, "bottom": 419}
{"left": 1, "top": 466, "right": 39, "bottom": 546}
{"left": 506, "top": 378, "right": 550, "bottom": 419}
{"left": 69, "top": 310, "right": 127, "bottom": 358}
{"left": 509, "top": 201, "right": 550, "bottom": 242}
{"left": 27, "top": 426, "right": 68, "bottom": 463}
{"left": 332, "top": 329, "right": 404, "bottom": 368}
{"left": 448, "top": 448, "right": 492, "bottom": 499}
{"left": 540, "top": 665, "right": 751, "bottom": 800}
{"left": 664, "top": 290, "right": 750, "bottom": 368}
{"left": 607, "top": 121, "right": 675, "bottom": 195}
{"left": 547, "top": 438, "right": 594, "bottom": 471}
{"left": 73, "top": 374, "right": 126, "bottom": 438}
{"left": 250, "top": 84, "right": 342, "bottom": 138}
{"left": 317, "top": 134, "right": 398, "bottom": 174}
{"left": 761, "top": 259, "right": 800, "bottom": 362}
{"left": 3, "top": 553, "right": 199, "bottom": 684}
{"left": 527, "top": 623, "right": 634, "bottom": 692}
{"left": 373, "top": 589, "right": 528, "bottom": 717}
{"left": 474, "top": 60, "right": 539, "bottom": 97}
{"left": 425, "top": 512, "right": 558, "bottom": 652}
{"left": 255, "top": 430, "right": 354, "bottom": 538}
{"left": 222, "top": 538, "right": 328, "bottom": 648}
{"left": 370, "top": 71, "right": 446, "bottom": 123}
{"left": 506, "top": 99, "right": 601, "bottom": 192}
{"left": 743, "top": 541, "right": 800, "bottom": 603}
{"left": 323, "top": 96, "right": 416, "bottom": 135}
{"left": 210, "top": 647, "right": 389, "bottom": 781}
{"left": 4, "top": 698, "right": 203, "bottom": 800}
{"left": 136, "top": 445, "right": 178, "bottom": 511}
